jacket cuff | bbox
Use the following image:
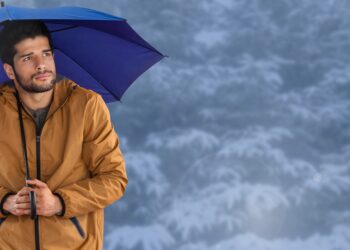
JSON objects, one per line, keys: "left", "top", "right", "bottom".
{"left": 0, "top": 192, "right": 15, "bottom": 216}
{"left": 53, "top": 193, "right": 66, "bottom": 217}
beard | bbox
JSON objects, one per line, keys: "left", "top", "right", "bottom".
{"left": 13, "top": 68, "right": 56, "bottom": 93}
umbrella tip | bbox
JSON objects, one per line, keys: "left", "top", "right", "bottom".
{"left": 0, "top": 1, "right": 4, "bottom": 7}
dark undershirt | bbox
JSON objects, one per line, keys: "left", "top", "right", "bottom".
{"left": 27, "top": 106, "right": 50, "bottom": 134}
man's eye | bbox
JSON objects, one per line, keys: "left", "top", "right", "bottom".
{"left": 23, "top": 56, "right": 31, "bottom": 62}
{"left": 43, "top": 52, "right": 52, "bottom": 57}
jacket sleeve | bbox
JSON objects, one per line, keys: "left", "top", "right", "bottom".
{"left": 55, "top": 94, "right": 128, "bottom": 218}
{"left": 0, "top": 189, "right": 15, "bottom": 218}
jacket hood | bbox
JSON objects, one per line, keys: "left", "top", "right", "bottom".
{"left": 0, "top": 77, "right": 78, "bottom": 114}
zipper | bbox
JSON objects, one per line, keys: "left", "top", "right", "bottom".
{"left": 32, "top": 96, "right": 69, "bottom": 249}
{"left": 35, "top": 217, "right": 40, "bottom": 250}
{"left": 36, "top": 135, "right": 41, "bottom": 180}
{"left": 35, "top": 133, "right": 41, "bottom": 250}
{"left": 22, "top": 110, "right": 41, "bottom": 250}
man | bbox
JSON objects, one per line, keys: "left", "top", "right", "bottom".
{"left": 0, "top": 21, "right": 128, "bottom": 249}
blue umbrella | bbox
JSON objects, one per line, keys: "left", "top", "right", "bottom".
{"left": 0, "top": 4, "right": 165, "bottom": 102}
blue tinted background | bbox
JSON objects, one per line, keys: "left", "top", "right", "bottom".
{"left": 8, "top": 0, "right": 350, "bottom": 249}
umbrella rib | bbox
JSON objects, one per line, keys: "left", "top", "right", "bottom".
{"left": 50, "top": 25, "right": 78, "bottom": 33}
{"left": 116, "top": 21, "right": 164, "bottom": 56}
{"left": 53, "top": 47, "right": 120, "bottom": 101}
{"left": 48, "top": 20, "right": 163, "bottom": 57}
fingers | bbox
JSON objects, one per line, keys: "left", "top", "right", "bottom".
{"left": 10, "top": 181, "right": 53, "bottom": 217}
{"left": 16, "top": 194, "right": 30, "bottom": 204}
{"left": 26, "top": 179, "right": 47, "bottom": 189}
{"left": 17, "top": 187, "right": 33, "bottom": 196}
{"left": 8, "top": 186, "right": 33, "bottom": 216}
{"left": 7, "top": 195, "right": 31, "bottom": 216}
{"left": 25, "top": 180, "right": 51, "bottom": 200}
{"left": 13, "top": 209, "right": 31, "bottom": 216}
{"left": 14, "top": 202, "right": 30, "bottom": 210}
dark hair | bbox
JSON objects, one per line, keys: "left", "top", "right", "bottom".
{"left": 0, "top": 20, "right": 53, "bottom": 65}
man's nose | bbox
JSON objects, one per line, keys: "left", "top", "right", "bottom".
{"left": 35, "top": 57, "right": 46, "bottom": 71}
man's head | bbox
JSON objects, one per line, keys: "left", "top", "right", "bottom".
{"left": 0, "top": 20, "right": 56, "bottom": 93}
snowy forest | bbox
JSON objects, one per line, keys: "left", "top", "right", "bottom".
{"left": 10, "top": 0, "right": 350, "bottom": 249}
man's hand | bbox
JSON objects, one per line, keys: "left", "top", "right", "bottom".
{"left": 3, "top": 187, "right": 32, "bottom": 216}
{"left": 26, "top": 179, "right": 62, "bottom": 217}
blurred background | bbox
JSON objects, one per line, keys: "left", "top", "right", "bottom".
{"left": 8, "top": 0, "right": 350, "bottom": 249}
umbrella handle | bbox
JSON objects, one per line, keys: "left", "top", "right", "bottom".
{"left": 26, "top": 182, "right": 37, "bottom": 220}
{"left": 29, "top": 190, "right": 37, "bottom": 220}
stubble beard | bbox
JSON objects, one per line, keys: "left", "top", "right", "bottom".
{"left": 13, "top": 68, "right": 56, "bottom": 93}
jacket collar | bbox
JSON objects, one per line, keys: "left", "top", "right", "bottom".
{"left": 0, "top": 76, "right": 77, "bottom": 116}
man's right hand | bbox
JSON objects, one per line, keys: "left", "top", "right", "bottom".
{"left": 3, "top": 187, "right": 33, "bottom": 216}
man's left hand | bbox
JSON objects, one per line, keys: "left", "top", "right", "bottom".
{"left": 26, "top": 179, "right": 63, "bottom": 217}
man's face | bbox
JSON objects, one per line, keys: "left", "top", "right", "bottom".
{"left": 9, "top": 35, "right": 56, "bottom": 93}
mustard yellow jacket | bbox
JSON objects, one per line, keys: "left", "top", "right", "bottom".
{"left": 0, "top": 79, "right": 128, "bottom": 249}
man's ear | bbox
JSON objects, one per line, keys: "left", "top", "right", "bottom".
{"left": 3, "top": 63, "right": 15, "bottom": 80}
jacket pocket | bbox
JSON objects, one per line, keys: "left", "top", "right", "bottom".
{"left": 70, "top": 217, "right": 85, "bottom": 239}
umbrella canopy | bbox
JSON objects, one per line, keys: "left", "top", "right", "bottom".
{"left": 0, "top": 5, "right": 164, "bottom": 102}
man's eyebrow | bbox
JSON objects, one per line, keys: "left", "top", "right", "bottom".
{"left": 18, "top": 49, "right": 52, "bottom": 58}
{"left": 18, "top": 52, "right": 33, "bottom": 58}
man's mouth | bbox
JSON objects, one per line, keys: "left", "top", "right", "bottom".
{"left": 33, "top": 72, "right": 52, "bottom": 80}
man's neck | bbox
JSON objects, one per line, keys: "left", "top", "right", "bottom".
{"left": 17, "top": 88, "right": 53, "bottom": 111}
